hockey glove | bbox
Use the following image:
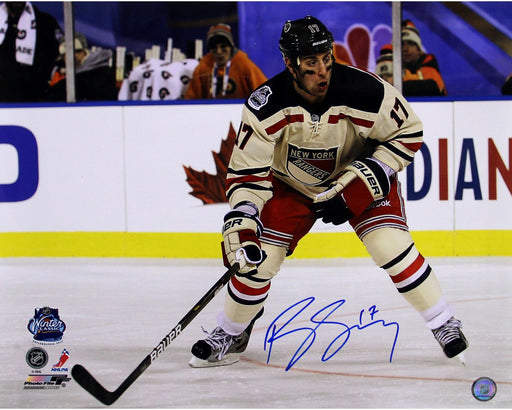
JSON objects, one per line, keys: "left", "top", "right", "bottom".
{"left": 221, "top": 202, "right": 265, "bottom": 276}
{"left": 313, "top": 158, "right": 391, "bottom": 225}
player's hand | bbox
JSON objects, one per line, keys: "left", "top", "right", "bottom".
{"left": 313, "top": 192, "right": 353, "bottom": 225}
{"left": 221, "top": 202, "right": 264, "bottom": 276}
{"left": 313, "top": 158, "right": 391, "bottom": 225}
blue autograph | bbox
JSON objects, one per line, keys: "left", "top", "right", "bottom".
{"left": 264, "top": 297, "right": 400, "bottom": 371}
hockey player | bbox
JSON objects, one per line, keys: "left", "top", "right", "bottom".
{"left": 189, "top": 16, "right": 468, "bottom": 367}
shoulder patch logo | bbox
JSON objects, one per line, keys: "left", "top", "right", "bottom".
{"left": 248, "top": 85, "right": 272, "bottom": 110}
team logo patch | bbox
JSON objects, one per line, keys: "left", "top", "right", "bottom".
{"left": 286, "top": 143, "right": 337, "bottom": 185}
{"left": 248, "top": 85, "right": 272, "bottom": 110}
{"left": 27, "top": 307, "right": 66, "bottom": 343}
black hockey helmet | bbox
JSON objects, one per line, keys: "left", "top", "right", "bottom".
{"left": 279, "top": 15, "right": 334, "bottom": 63}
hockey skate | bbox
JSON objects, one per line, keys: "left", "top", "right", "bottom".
{"left": 432, "top": 317, "right": 468, "bottom": 359}
{"left": 189, "top": 309, "right": 263, "bottom": 368}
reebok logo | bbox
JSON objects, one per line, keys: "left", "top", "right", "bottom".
{"left": 370, "top": 199, "right": 391, "bottom": 209}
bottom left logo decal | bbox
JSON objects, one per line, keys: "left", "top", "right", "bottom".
{"left": 25, "top": 347, "right": 49, "bottom": 369}
{"left": 23, "top": 374, "right": 71, "bottom": 390}
{"left": 24, "top": 307, "right": 72, "bottom": 390}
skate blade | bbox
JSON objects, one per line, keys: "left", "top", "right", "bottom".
{"left": 188, "top": 353, "right": 241, "bottom": 368}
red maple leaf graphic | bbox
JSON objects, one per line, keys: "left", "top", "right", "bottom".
{"left": 183, "top": 122, "right": 236, "bottom": 204}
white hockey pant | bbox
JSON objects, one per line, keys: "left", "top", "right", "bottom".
{"left": 362, "top": 227, "right": 453, "bottom": 329}
{"left": 217, "top": 242, "right": 286, "bottom": 335}
{"left": 218, "top": 227, "right": 453, "bottom": 335}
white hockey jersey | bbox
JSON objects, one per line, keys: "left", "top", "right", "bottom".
{"left": 118, "top": 58, "right": 198, "bottom": 101}
{"left": 226, "top": 63, "right": 424, "bottom": 212}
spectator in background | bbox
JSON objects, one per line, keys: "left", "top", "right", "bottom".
{"left": 401, "top": 20, "right": 447, "bottom": 96}
{"left": 375, "top": 43, "right": 393, "bottom": 85}
{"left": 502, "top": 72, "right": 512, "bottom": 95}
{"left": 0, "top": 1, "right": 63, "bottom": 102}
{"left": 185, "top": 23, "right": 267, "bottom": 100}
{"left": 46, "top": 32, "right": 117, "bottom": 101}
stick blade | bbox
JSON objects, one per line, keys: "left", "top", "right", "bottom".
{"left": 72, "top": 364, "right": 119, "bottom": 406}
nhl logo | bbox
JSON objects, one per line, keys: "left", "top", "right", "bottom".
{"left": 26, "top": 347, "right": 48, "bottom": 369}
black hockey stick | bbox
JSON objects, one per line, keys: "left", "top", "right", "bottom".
{"left": 71, "top": 263, "right": 240, "bottom": 406}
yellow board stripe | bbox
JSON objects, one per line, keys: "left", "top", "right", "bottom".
{"left": 0, "top": 231, "right": 510, "bottom": 258}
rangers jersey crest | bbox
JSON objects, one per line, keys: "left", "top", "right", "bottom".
{"left": 286, "top": 143, "right": 337, "bottom": 185}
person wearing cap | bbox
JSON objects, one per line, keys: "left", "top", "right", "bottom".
{"left": 0, "top": 1, "right": 63, "bottom": 102}
{"left": 188, "top": 15, "right": 467, "bottom": 368}
{"left": 375, "top": 43, "right": 394, "bottom": 85}
{"left": 185, "top": 23, "right": 267, "bottom": 99}
{"left": 48, "top": 33, "right": 89, "bottom": 86}
{"left": 46, "top": 32, "right": 117, "bottom": 101}
{"left": 401, "top": 20, "right": 447, "bottom": 96}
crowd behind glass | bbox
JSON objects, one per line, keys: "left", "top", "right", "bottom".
{"left": 1, "top": 1, "right": 511, "bottom": 103}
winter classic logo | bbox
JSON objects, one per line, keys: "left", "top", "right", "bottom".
{"left": 27, "top": 307, "right": 66, "bottom": 344}
{"left": 248, "top": 85, "right": 272, "bottom": 110}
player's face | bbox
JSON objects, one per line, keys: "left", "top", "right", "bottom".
{"left": 290, "top": 51, "right": 333, "bottom": 103}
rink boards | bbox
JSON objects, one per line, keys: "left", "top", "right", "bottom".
{"left": 0, "top": 100, "right": 511, "bottom": 257}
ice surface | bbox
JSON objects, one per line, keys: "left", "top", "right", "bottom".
{"left": 1, "top": 256, "right": 510, "bottom": 408}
